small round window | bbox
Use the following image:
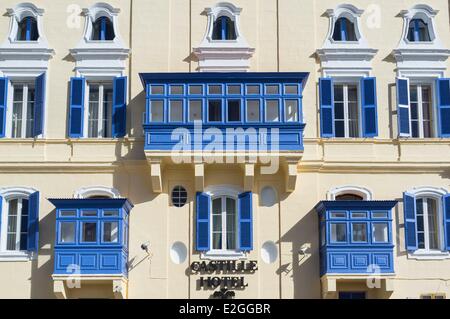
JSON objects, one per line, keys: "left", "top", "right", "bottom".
{"left": 172, "top": 186, "right": 187, "bottom": 207}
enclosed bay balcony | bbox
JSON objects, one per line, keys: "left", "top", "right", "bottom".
{"left": 49, "top": 198, "right": 133, "bottom": 299}
{"left": 139, "top": 72, "right": 309, "bottom": 193}
{"left": 315, "top": 200, "right": 398, "bottom": 298}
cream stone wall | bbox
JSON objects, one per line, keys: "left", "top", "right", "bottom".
{"left": 0, "top": 0, "right": 448, "bottom": 299}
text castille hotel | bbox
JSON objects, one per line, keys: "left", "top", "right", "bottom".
{"left": 0, "top": 0, "right": 449, "bottom": 299}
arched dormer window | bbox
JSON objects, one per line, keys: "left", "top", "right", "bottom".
{"left": 335, "top": 194, "right": 364, "bottom": 201}
{"left": 327, "top": 186, "right": 373, "bottom": 201}
{"left": 407, "top": 18, "right": 431, "bottom": 42}
{"left": 212, "top": 16, "right": 236, "bottom": 40}
{"left": 332, "top": 17, "right": 356, "bottom": 42}
{"left": 17, "top": 16, "right": 38, "bottom": 41}
{"left": 74, "top": 186, "right": 121, "bottom": 199}
{"left": 91, "top": 16, "right": 115, "bottom": 41}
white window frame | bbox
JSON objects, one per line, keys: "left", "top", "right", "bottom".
{"left": 415, "top": 196, "right": 442, "bottom": 252}
{"left": 0, "top": 187, "right": 37, "bottom": 261}
{"left": 8, "top": 80, "right": 35, "bottom": 138}
{"left": 201, "top": 185, "right": 247, "bottom": 260}
{"left": 333, "top": 82, "right": 361, "bottom": 138}
{"left": 74, "top": 186, "right": 120, "bottom": 199}
{"left": 407, "top": 187, "right": 450, "bottom": 260}
{"left": 84, "top": 81, "right": 114, "bottom": 138}
{"left": 210, "top": 195, "right": 238, "bottom": 251}
{"left": 327, "top": 186, "right": 373, "bottom": 200}
{"left": 408, "top": 81, "right": 437, "bottom": 138}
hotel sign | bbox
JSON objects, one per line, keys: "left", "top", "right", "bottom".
{"left": 190, "top": 260, "right": 258, "bottom": 289}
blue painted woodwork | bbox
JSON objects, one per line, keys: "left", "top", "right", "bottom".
{"left": 437, "top": 78, "right": 450, "bottom": 137}
{"left": 139, "top": 72, "right": 309, "bottom": 152}
{"left": 316, "top": 200, "right": 397, "bottom": 276}
{"left": 49, "top": 198, "right": 133, "bottom": 276}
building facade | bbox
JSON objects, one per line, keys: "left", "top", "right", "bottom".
{"left": 0, "top": 0, "right": 449, "bottom": 299}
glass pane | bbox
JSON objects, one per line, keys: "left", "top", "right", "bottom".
{"left": 189, "top": 85, "right": 203, "bottom": 95}
{"left": 330, "top": 212, "right": 346, "bottom": 218}
{"left": 373, "top": 223, "right": 388, "bottom": 243}
{"left": 88, "top": 85, "right": 100, "bottom": 138}
{"left": 104, "top": 210, "right": 119, "bottom": 217}
{"left": 334, "top": 85, "right": 344, "bottom": 102}
{"left": 103, "top": 222, "right": 119, "bottom": 243}
{"left": 169, "top": 100, "right": 183, "bottom": 122}
{"left": 82, "top": 222, "right": 97, "bottom": 242}
{"left": 348, "top": 86, "right": 358, "bottom": 102}
{"left": 150, "top": 86, "right": 164, "bottom": 95}
{"left": 427, "top": 198, "right": 439, "bottom": 250}
{"left": 335, "top": 120, "right": 345, "bottom": 137}
{"left": 208, "top": 100, "right": 222, "bottom": 122}
{"left": 209, "top": 85, "right": 222, "bottom": 95}
{"left": 26, "top": 88, "right": 35, "bottom": 138}
{"left": 81, "top": 210, "right": 97, "bottom": 217}
{"left": 226, "top": 198, "right": 236, "bottom": 250}
{"left": 247, "top": 100, "right": 260, "bottom": 122}
{"left": 266, "top": 100, "right": 279, "bottom": 122}
{"left": 372, "top": 212, "right": 388, "bottom": 218}
{"left": 285, "top": 85, "right": 298, "bottom": 95}
{"left": 60, "top": 222, "right": 76, "bottom": 243}
{"left": 12, "top": 86, "right": 24, "bottom": 138}
{"left": 103, "top": 88, "right": 113, "bottom": 138}
{"left": 20, "top": 199, "right": 29, "bottom": 234}
{"left": 150, "top": 101, "right": 164, "bottom": 122}
{"left": 227, "top": 85, "right": 241, "bottom": 95}
{"left": 266, "top": 85, "right": 279, "bottom": 95}
{"left": 331, "top": 224, "right": 347, "bottom": 242}
{"left": 227, "top": 100, "right": 241, "bottom": 122}
{"left": 351, "top": 212, "right": 367, "bottom": 218}
{"left": 284, "top": 100, "right": 298, "bottom": 122}
{"left": 352, "top": 223, "right": 367, "bottom": 242}
{"left": 189, "top": 100, "right": 202, "bottom": 121}
{"left": 170, "top": 85, "right": 184, "bottom": 95}
{"left": 334, "top": 102, "right": 344, "bottom": 120}
{"left": 6, "top": 199, "right": 18, "bottom": 250}
{"left": 212, "top": 232, "right": 222, "bottom": 250}
{"left": 246, "top": 85, "right": 260, "bottom": 95}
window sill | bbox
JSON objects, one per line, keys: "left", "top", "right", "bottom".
{"left": 201, "top": 250, "right": 247, "bottom": 261}
{"left": 408, "top": 251, "right": 450, "bottom": 260}
{"left": 0, "top": 251, "right": 35, "bottom": 262}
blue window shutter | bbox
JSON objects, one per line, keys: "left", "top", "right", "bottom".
{"left": 361, "top": 77, "right": 378, "bottom": 137}
{"left": 27, "top": 191, "right": 39, "bottom": 253}
{"left": 238, "top": 192, "right": 253, "bottom": 251}
{"left": 69, "top": 77, "right": 85, "bottom": 138}
{"left": 0, "top": 77, "right": 8, "bottom": 138}
{"left": 397, "top": 77, "right": 411, "bottom": 137}
{"left": 403, "top": 192, "right": 417, "bottom": 251}
{"left": 437, "top": 78, "right": 450, "bottom": 137}
{"left": 196, "top": 192, "right": 210, "bottom": 251}
{"left": 319, "top": 78, "right": 334, "bottom": 138}
{"left": 33, "top": 73, "right": 46, "bottom": 137}
{"left": 0, "top": 196, "right": 2, "bottom": 240}
{"left": 443, "top": 195, "right": 450, "bottom": 251}
{"left": 113, "top": 76, "right": 127, "bottom": 138}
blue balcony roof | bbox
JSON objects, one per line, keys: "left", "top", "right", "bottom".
{"left": 139, "top": 72, "right": 310, "bottom": 87}
{"left": 315, "top": 200, "right": 398, "bottom": 212}
{"left": 49, "top": 198, "right": 134, "bottom": 210}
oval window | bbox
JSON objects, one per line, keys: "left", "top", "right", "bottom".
{"left": 172, "top": 186, "right": 188, "bottom": 207}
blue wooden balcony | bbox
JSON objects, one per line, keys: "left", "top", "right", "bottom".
{"left": 49, "top": 198, "right": 132, "bottom": 276}
{"left": 139, "top": 72, "right": 309, "bottom": 152}
{"left": 316, "top": 200, "right": 398, "bottom": 276}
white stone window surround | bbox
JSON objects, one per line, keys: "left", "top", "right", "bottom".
{"left": 201, "top": 184, "right": 248, "bottom": 260}
{"left": 327, "top": 186, "right": 373, "bottom": 201}
{"left": 193, "top": 2, "right": 255, "bottom": 72}
{"left": 317, "top": 4, "right": 378, "bottom": 76}
{"left": 74, "top": 186, "right": 121, "bottom": 199}
{"left": 406, "top": 187, "right": 450, "bottom": 260}
{"left": 70, "top": 2, "right": 130, "bottom": 75}
{"left": 0, "top": 186, "right": 38, "bottom": 262}
{"left": 393, "top": 5, "right": 450, "bottom": 75}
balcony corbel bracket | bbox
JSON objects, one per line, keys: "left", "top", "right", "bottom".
{"left": 53, "top": 280, "right": 67, "bottom": 299}
{"left": 113, "top": 278, "right": 128, "bottom": 299}
{"left": 285, "top": 157, "right": 300, "bottom": 193}
{"left": 148, "top": 158, "right": 163, "bottom": 193}
{"left": 244, "top": 163, "right": 255, "bottom": 192}
{"left": 195, "top": 163, "right": 205, "bottom": 192}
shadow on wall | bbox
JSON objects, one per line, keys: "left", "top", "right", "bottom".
{"left": 30, "top": 209, "right": 56, "bottom": 299}
{"left": 277, "top": 205, "right": 321, "bottom": 299}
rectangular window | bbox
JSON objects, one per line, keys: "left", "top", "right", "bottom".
{"left": 103, "top": 210, "right": 119, "bottom": 217}
{"left": 227, "top": 85, "right": 241, "bottom": 95}
{"left": 208, "top": 85, "right": 222, "bottom": 95}
{"left": 331, "top": 223, "right": 347, "bottom": 243}
{"left": 150, "top": 85, "right": 164, "bottom": 95}
{"left": 169, "top": 85, "right": 183, "bottom": 95}
{"left": 246, "top": 100, "right": 260, "bottom": 122}
{"left": 169, "top": 100, "right": 183, "bottom": 122}
{"left": 11, "top": 83, "right": 35, "bottom": 138}
{"left": 87, "top": 83, "right": 113, "bottom": 138}
{"left": 212, "top": 198, "right": 222, "bottom": 250}
{"left": 330, "top": 212, "right": 346, "bottom": 219}
{"left": 82, "top": 222, "right": 97, "bottom": 243}
{"left": 284, "top": 100, "right": 299, "bottom": 122}
{"left": 81, "top": 210, "right": 97, "bottom": 217}
{"left": 150, "top": 100, "right": 164, "bottom": 122}
{"left": 208, "top": 100, "right": 222, "bottom": 122}
{"left": 6, "top": 198, "right": 29, "bottom": 251}
{"left": 265, "top": 85, "right": 279, "bottom": 95}
{"left": 60, "top": 222, "right": 76, "bottom": 243}
{"left": 352, "top": 223, "right": 367, "bottom": 242}
{"left": 372, "top": 223, "right": 388, "bottom": 243}
{"left": 103, "top": 222, "right": 119, "bottom": 243}
{"left": 227, "top": 100, "right": 241, "bottom": 122}
{"left": 189, "top": 100, "right": 202, "bottom": 121}
{"left": 410, "top": 84, "right": 434, "bottom": 138}
{"left": 416, "top": 197, "right": 439, "bottom": 250}
{"left": 266, "top": 100, "right": 279, "bottom": 122}
{"left": 60, "top": 210, "right": 77, "bottom": 217}
{"left": 372, "top": 211, "right": 388, "bottom": 218}
{"left": 351, "top": 212, "right": 367, "bottom": 219}
{"left": 285, "top": 85, "right": 299, "bottom": 95}
{"left": 246, "top": 85, "right": 260, "bottom": 95}
{"left": 189, "top": 85, "right": 203, "bottom": 95}
{"left": 334, "top": 84, "right": 360, "bottom": 138}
